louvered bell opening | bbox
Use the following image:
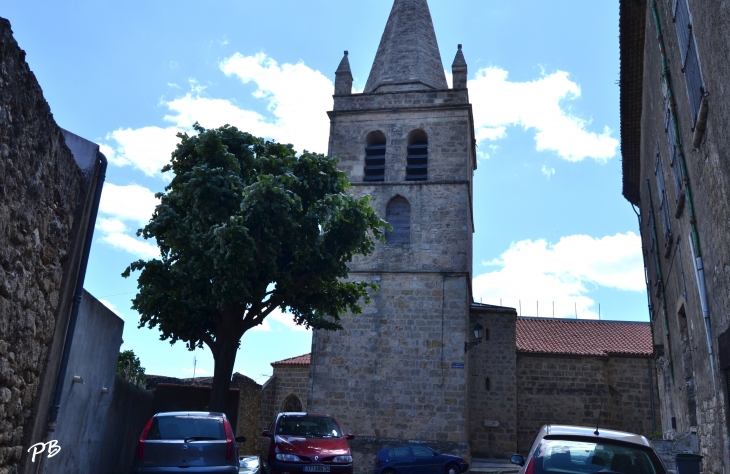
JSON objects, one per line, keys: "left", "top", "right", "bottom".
{"left": 406, "top": 143, "right": 427, "bottom": 181}
{"left": 364, "top": 144, "right": 385, "bottom": 182}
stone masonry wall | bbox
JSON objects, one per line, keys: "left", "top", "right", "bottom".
{"left": 0, "top": 18, "right": 92, "bottom": 473}
{"left": 232, "top": 373, "right": 262, "bottom": 456}
{"left": 467, "top": 307, "right": 517, "bottom": 458}
{"left": 515, "top": 355, "right": 660, "bottom": 453}
{"left": 308, "top": 273, "right": 470, "bottom": 465}
{"left": 635, "top": 0, "right": 730, "bottom": 470}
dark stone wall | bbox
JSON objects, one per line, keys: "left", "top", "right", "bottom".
{"left": 232, "top": 373, "right": 261, "bottom": 456}
{"left": 0, "top": 17, "right": 99, "bottom": 473}
{"left": 635, "top": 0, "right": 730, "bottom": 470}
{"left": 515, "top": 354, "right": 660, "bottom": 453}
{"left": 97, "top": 375, "right": 154, "bottom": 474}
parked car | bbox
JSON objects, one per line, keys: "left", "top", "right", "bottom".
{"left": 260, "top": 412, "right": 354, "bottom": 474}
{"left": 239, "top": 455, "right": 260, "bottom": 473}
{"left": 131, "top": 411, "right": 246, "bottom": 473}
{"left": 372, "top": 445, "right": 469, "bottom": 474}
{"left": 509, "top": 425, "right": 667, "bottom": 474}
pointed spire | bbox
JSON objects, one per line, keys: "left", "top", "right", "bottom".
{"left": 364, "top": 0, "right": 448, "bottom": 93}
{"left": 452, "top": 44, "right": 467, "bottom": 90}
{"left": 335, "top": 51, "right": 353, "bottom": 95}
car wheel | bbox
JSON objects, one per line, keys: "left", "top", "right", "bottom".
{"left": 445, "top": 463, "right": 460, "bottom": 474}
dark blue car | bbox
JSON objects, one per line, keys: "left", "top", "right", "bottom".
{"left": 373, "top": 445, "right": 469, "bottom": 474}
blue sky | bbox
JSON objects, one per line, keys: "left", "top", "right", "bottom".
{"left": 3, "top": 0, "right": 646, "bottom": 383}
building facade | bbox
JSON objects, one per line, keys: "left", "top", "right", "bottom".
{"left": 620, "top": 0, "right": 730, "bottom": 470}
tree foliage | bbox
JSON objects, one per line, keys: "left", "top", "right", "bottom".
{"left": 117, "top": 349, "right": 147, "bottom": 389}
{"left": 123, "top": 124, "right": 386, "bottom": 409}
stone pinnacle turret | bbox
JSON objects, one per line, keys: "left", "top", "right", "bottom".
{"left": 334, "top": 50, "right": 353, "bottom": 95}
{"left": 363, "top": 0, "right": 448, "bottom": 93}
{"left": 451, "top": 44, "right": 467, "bottom": 89}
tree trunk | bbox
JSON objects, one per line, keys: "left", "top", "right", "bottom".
{"left": 208, "top": 331, "right": 239, "bottom": 412}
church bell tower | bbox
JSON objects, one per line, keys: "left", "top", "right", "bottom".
{"left": 308, "top": 0, "right": 476, "bottom": 460}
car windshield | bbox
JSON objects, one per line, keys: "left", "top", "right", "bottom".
{"left": 146, "top": 415, "right": 225, "bottom": 440}
{"left": 276, "top": 415, "right": 342, "bottom": 438}
{"left": 533, "top": 438, "right": 665, "bottom": 474}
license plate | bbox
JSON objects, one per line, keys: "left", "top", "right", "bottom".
{"left": 303, "top": 466, "right": 330, "bottom": 472}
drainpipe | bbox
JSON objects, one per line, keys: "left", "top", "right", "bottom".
{"left": 688, "top": 233, "right": 716, "bottom": 392}
{"left": 650, "top": 0, "right": 716, "bottom": 390}
{"left": 46, "top": 151, "right": 107, "bottom": 436}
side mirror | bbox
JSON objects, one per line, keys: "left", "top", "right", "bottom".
{"left": 346, "top": 434, "right": 355, "bottom": 440}
{"left": 510, "top": 455, "right": 525, "bottom": 466}
{"left": 235, "top": 436, "right": 246, "bottom": 443}
{"left": 261, "top": 430, "right": 271, "bottom": 437}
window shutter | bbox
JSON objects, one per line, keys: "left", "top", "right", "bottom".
{"left": 406, "top": 142, "right": 428, "bottom": 181}
{"left": 673, "top": 0, "right": 691, "bottom": 67}
{"left": 364, "top": 144, "right": 386, "bottom": 181}
{"left": 655, "top": 152, "right": 673, "bottom": 253}
{"left": 674, "top": 0, "right": 705, "bottom": 126}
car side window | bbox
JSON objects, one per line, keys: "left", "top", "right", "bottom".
{"left": 412, "top": 446, "right": 434, "bottom": 457}
{"left": 391, "top": 447, "right": 412, "bottom": 458}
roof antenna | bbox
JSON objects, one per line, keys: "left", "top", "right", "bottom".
{"left": 594, "top": 401, "right": 602, "bottom": 436}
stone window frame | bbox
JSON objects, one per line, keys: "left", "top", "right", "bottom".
{"left": 385, "top": 195, "right": 411, "bottom": 245}
{"left": 406, "top": 129, "right": 428, "bottom": 181}
{"left": 364, "top": 130, "right": 387, "bottom": 182}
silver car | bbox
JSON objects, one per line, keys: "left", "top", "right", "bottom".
{"left": 510, "top": 425, "right": 667, "bottom": 474}
{"left": 131, "top": 411, "right": 246, "bottom": 473}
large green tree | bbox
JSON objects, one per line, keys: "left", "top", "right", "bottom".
{"left": 123, "top": 124, "right": 386, "bottom": 410}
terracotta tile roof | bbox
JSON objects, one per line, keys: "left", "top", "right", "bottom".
{"left": 271, "top": 353, "right": 311, "bottom": 367}
{"left": 517, "top": 317, "right": 652, "bottom": 357}
{"left": 619, "top": 0, "right": 648, "bottom": 206}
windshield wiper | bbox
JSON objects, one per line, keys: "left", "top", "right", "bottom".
{"left": 184, "top": 436, "right": 218, "bottom": 442}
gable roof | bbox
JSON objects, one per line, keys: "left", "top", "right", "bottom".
{"left": 271, "top": 353, "right": 311, "bottom": 367}
{"left": 517, "top": 317, "right": 652, "bottom": 357}
{"left": 619, "top": 0, "right": 648, "bottom": 206}
{"left": 364, "top": 0, "right": 448, "bottom": 93}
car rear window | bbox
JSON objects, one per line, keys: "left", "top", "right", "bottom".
{"left": 146, "top": 415, "right": 225, "bottom": 440}
{"left": 276, "top": 415, "right": 342, "bottom": 438}
{"left": 533, "top": 438, "right": 665, "bottom": 474}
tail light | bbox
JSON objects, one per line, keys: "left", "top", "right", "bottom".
{"left": 223, "top": 418, "right": 235, "bottom": 460}
{"left": 525, "top": 456, "right": 535, "bottom": 474}
{"left": 137, "top": 417, "right": 154, "bottom": 460}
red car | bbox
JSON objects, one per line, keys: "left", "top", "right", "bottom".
{"left": 260, "top": 412, "right": 355, "bottom": 474}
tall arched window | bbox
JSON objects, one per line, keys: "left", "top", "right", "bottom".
{"left": 406, "top": 129, "right": 428, "bottom": 181}
{"left": 364, "top": 131, "right": 386, "bottom": 181}
{"left": 281, "top": 394, "right": 303, "bottom": 412}
{"left": 385, "top": 196, "right": 410, "bottom": 244}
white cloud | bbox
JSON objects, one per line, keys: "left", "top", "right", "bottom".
{"left": 250, "top": 306, "right": 311, "bottom": 332}
{"left": 469, "top": 67, "right": 618, "bottom": 162}
{"left": 473, "top": 232, "right": 644, "bottom": 319}
{"left": 541, "top": 165, "right": 556, "bottom": 179}
{"left": 220, "top": 52, "right": 333, "bottom": 153}
{"left": 96, "top": 183, "right": 160, "bottom": 258}
{"left": 98, "top": 299, "right": 119, "bottom": 315}
{"left": 103, "top": 53, "right": 333, "bottom": 178}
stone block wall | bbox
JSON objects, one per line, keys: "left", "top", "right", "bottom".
{"left": 232, "top": 373, "right": 262, "bottom": 456}
{"left": 308, "top": 273, "right": 470, "bottom": 446}
{"left": 467, "top": 306, "right": 517, "bottom": 458}
{"left": 515, "top": 354, "right": 660, "bottom": 453}
{"left": 631, "top": 0, "right": 730, "bottom": 470}
{"left": 0, "top": 18, "right": 101, "bottom": 473}
{"left": 258, "top": 365, "right": 309, "bottom": 433}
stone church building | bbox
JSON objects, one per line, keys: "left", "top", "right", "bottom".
{"left": 254, "top": 0, "right": 661, "bottom": 470}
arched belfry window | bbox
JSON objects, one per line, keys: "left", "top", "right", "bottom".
{"left": 364, "top": 131, "right": 386, "bottom": 182}
{"left": 281, "top": 394, "right": 303, "bottom": 412}
{"left": 385, "top": 196, "right": 410, "bottom": 244}
{"left": 406, "top": 129, "right": 428, "bottom": 181}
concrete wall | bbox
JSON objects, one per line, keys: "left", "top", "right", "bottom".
{"left": 634, "top": 0, "right": 730, "bottom": 470}
{"left": 0, "top": 18, "right": 102, "bottom": 473}
{"left": 38, "top": 290, "right": 123, "bottom": 474}
{"left": 467, "top": 306, "right": 517, "bottom": 458}
{"left": 97, "top": 375, "right": 154, "bottom": 474}
{"left": 515, "top": 355, "right": 660, "bottom": 453}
